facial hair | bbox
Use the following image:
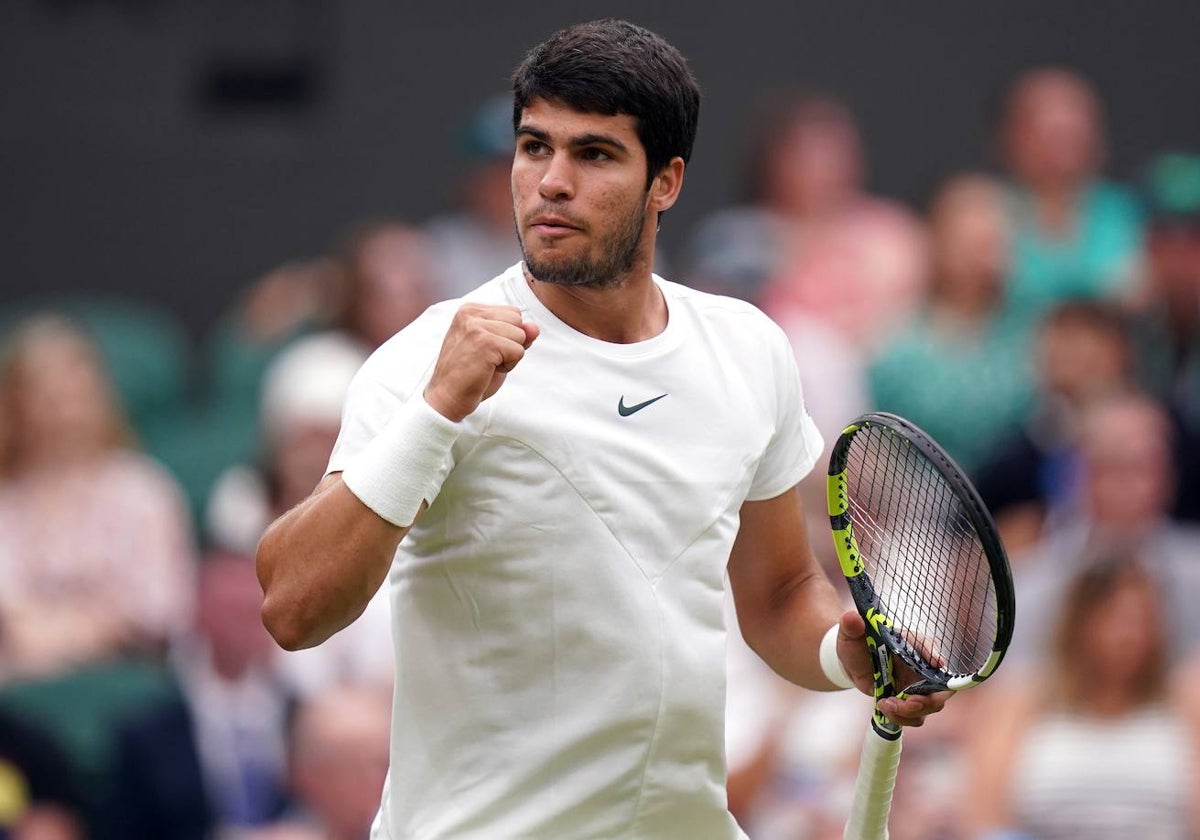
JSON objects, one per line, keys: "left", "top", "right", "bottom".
{"left": 518, "top": 199, "right": 647, "bottom": 289}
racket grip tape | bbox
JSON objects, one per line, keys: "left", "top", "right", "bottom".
{"left": 843, "top": 727, "right": 903, "bottom": 840}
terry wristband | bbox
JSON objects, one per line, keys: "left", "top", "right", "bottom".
{"left": 819, "top": 623, "right": 855, "bottom": 690}
{"left": 341, "top": 395, "right": 462, "bottom": 527}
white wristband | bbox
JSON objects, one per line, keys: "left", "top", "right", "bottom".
{"left": 341, "top": 395, "right": 462, "bottom": 527}
{"left": 819, "top": 623, "right": 855, "bottom": 690}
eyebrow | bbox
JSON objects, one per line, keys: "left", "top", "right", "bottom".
{"left": 516, "top": 125, "right": 629, "bottom": 154}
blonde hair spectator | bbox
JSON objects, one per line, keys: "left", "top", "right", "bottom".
{"left": 0, "top": 315, "right": 195, "bottom": 677}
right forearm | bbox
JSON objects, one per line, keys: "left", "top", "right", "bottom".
{"left": 257, "top": 475, "right": 406, "bottom": 650}
{"left": 258, "top": 303, "right": 538, "bottom": 650}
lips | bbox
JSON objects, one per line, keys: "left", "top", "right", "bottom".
{"left": 527, "top": 212, "right": 584, "bottom": 235}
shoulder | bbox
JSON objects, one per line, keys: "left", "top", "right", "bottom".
{"left": 106, "top": 450, "right": 183, "bottom": 490}
{"left": 1087, "top": 178, "right": 1141, "bottom": 206}
{"left": 660, "top": 278, "right": 788, "bottom": 348}
{"left": 1085, "top": 180, "right": 1145, "bottom": 223}
{"left": 976, "top": 666, "right": 1045, "bottom": 740}
{"left": 103, "top": 452, "right": 192, "bottom": 514}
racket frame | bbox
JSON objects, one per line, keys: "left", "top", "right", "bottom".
{"left": 827, "top": 412, "right": 1016, "bottom": 704}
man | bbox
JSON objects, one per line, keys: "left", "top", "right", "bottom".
{"left": 996, "top": 67, "right": 1143, "bottom": 321}
{"left": 257, "top": 19, "right": 946, "bottom": 838}
{"left": 106, "top": 552, "right": 292, "bottom": 839}
{"left": 1010, "top": 391, "right": 1200, "bottom": 664}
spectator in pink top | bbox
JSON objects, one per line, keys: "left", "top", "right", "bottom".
{"left": 684, "top": 92, "right": 927, "bottom": 348}
{"left": 0, "top": 316, "right": 195, "bottom": 678}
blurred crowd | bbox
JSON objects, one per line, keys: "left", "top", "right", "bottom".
{"left": 1, "top": 65, "right": 1199, "bottom": 840}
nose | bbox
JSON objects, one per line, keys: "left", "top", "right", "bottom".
{"left": 538, "top": 151, "right": 574, "bottom": 202}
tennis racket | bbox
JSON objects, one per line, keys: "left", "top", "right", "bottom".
{"left": 827, "top": 412, "right": 1015, "bottom": 840}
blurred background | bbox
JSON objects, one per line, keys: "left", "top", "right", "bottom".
{"left": 3, "top": 2, "right": 1200, "bottom": 839}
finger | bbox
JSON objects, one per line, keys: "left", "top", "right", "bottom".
{"left": 835, "top": 611, "right": 874, "bottom": 694}
{"left": 521, "top": 320, "right": 540, "bottom": 349}
{"left": 878, "top": 691, "right": 950, "bottom": 727}
{"left": 459, "top": 303, "right": 525, "bottom": 325}
{"left": 839, "top": 610, "right": 866, "bottom": 642}
{"left": 478, "top": 319, "right": 531, "bottom": 349}
{"left": 493, "top": 339, "right": 528, "bottom": 374}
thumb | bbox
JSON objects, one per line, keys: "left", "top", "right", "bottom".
{"left": 836, "top": 609, "right": 874, "bottom": 694}
{"left": 839, "top": 609, "right": 866, "bottom": 643}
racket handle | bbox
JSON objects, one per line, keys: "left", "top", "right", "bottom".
{"left": 843, "top": 727, "right": 903, "bottom": 840}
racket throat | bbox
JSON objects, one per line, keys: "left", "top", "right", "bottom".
{"left": 868, "top": 634, "right": 902, "bottom": 740}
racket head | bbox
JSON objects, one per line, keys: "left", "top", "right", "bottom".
{"left": 827, "top": 412, "right": 1015, "bottom": 695}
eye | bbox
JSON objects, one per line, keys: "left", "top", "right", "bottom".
{"left": 580, "top": 147, "right": 612, "bottom": 162}
{"left": 521, "top": 139, "right": 548, "bottom": 156}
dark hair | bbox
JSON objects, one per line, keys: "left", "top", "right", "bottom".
{"left": 1040, "top": 298, "right": 1131, "bottom": 345}
{"left": 511, "top": 19, "right": 700, "bottom": 187}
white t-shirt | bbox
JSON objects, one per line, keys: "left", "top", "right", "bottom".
{"left": 328, "top": 264, "right": 824, "bottom": 839}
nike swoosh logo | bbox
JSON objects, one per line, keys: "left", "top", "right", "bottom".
{"left": 618, "top": 394, "right": 668, "bottom": 417}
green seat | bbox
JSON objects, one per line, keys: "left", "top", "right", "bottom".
{"left": 0, "top": 294, "right": 192, "bottom": 445}
{"left": 0, "top": 660, "right": 178, "bottom": 807}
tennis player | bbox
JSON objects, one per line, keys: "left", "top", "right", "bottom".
{"left": 257, "top": 19, "right": 947, "bottom": 839}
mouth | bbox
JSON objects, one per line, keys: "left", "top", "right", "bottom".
{"left": 528, "top": 215, "right": 583, "bottom": 237}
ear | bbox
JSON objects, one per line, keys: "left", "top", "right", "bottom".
{"left": 648, "top": 157, "right": 686, "bottom": 213}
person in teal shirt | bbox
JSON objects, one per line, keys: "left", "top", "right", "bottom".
{"left": 998, "top": 67, "right": 1145, "bottom": 324}
{"left": 869, "top": 174, "right": 1033, "bottom": 475}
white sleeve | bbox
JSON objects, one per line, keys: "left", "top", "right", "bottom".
{"left": 325, "top": 306, "right": 452, "bottom": 478}
{"left": 745, "top": 322, "right": 825, "bottom": 501}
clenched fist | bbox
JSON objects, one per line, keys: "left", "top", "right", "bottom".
{"left": 423, "top": 304, "right": 540, "bottom": 422}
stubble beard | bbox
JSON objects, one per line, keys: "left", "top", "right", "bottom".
{"left": 518, "top": 201, "right": 647, "bottom": 290}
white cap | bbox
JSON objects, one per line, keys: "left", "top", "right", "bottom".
{"left": 260, "top": 332, "right": 368, "bottom": 442}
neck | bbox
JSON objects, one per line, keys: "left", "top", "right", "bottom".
{"left": 932, "top": 281, "right": 998, "bottom": 323}
{"left": 1030, "top": 183, "right": 1081, "bottom": 234}
{"left": 1082, "top": 680, "right": 1145, "bottom": 718}
{"left": 15, "top": 441, "right": 104, "bottom": 475}
{"left": 524, "top": 254, "right": 667, "bottom": 344}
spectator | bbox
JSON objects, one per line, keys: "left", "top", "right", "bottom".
{"left": 205, "top": 334, "right": 394, "bottom": 697}
{"left": 206, "top": 334, "right": 369, "bottom": 556}
{"left": 1010, "top": 391, "right": 1200, "bottom": 662}
{"left": 328, "top": 221, "right": 438, "bottom": 352}
{"left": 205, "top": 225, "right": 435, "bottom": 696}
{"left": 150, "top": 256, "right": 340, "bottom": 525}
{"left": 975, "top": 299, "right": 1136, "bottom": 552}
{"left": 1130, "top": 152, "right": 1200, "bottom": 430}
{"left": 683, "top": 92, "right": 927, "bottom": 336}
{"left": 270, "top": 685, "right": 392, "bottom": 840}
{"left": 0, "top": 708, "right": 87, "bottom": 840}
{"left": 968, "top": 559, "right": 1200, "bottom": 839}
{"left": 772, "top": 305, "right": 871, "bottom": 577}
{"left": 0, "top": 316, "right": 194, "bottom": 678}
{"left": 998, "top": 67, "right": 1144, "bottom": 322}
{"left": 868, "top": 173, "right": 1033, "bottom": 474}
{"left": 424, "top": 94, "right": 524, "bottom": 300}
{"left": 205, "top": 223, "right": 435, "bottom": 553}
{"left": 104, "top": 551, "right": 292, "bottom": 839}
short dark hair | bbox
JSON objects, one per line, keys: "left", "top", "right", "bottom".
{"left": 1040, "top": 298, "right": 1130, "bottom": 345}
{"left": 511, "top": 19, "right": 700, "bottom": 186}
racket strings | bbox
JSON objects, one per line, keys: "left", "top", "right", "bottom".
{"left": 845, "top": 427, "right": 998, "bottom": 676}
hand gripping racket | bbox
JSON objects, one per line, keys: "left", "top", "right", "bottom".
{"left": 827, "top": 412, "right": 1015, "bottom": 840}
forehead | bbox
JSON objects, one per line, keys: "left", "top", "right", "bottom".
{"left": 517, "top": 98, "right": 643, "bottom": 149}
{"left": 1011, "top": 74, "right": 1098, "bottom": 123}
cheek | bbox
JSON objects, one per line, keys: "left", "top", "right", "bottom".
{"left": 510, "top": 161, "right": 539, "bottom": 205}
{"left": 596, "top": 180, "right": 648, "bottom": 223}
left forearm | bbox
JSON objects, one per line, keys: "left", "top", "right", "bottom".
{"left": 735, "top": 565, "right": 845, "bottom": 690}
